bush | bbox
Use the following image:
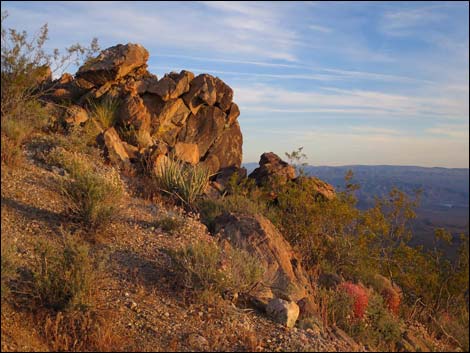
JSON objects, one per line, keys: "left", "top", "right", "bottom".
{"left": 337, "top": 282, "right": 369, "bottom": 319}
{"left": 154, "top": 156, "right": 211, "bottom": 207}
{"left": 156, "top": 214, "right": 185, "bottom": 234}
{"left": 87, "top": 96, "right": 120, "bottom": 129}
{"left": 168, "top": 240, "right": 264, "bottom": 297}
{"left": 197, "top": 194, "right": 270, "bottom": 233}
{"left": 1, "top": 237, "right": 17, "bottom": 300}
{"left": 47, "top": 147, "right": 124, "bottom": 230}
{"left": 29, "top": 235, "right": 94, "bottom": 311}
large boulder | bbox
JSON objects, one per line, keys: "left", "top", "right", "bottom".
{"left": 103, "top": 127, "right": 130, "bottom": 167}
{"left": 266, "top": 298, "right": 300, "bottom": 328}
{"left": 213, "top": 212, "right": 313, "bottom": 306}
{"left": 148, "top": 70, "right": 194, "bottom": 101}
{"left": 177, "top": 105, "right": 226, "bottom": 157}
{"left": 182, "top": 74, "right": 218, "bottom": 115}
{"left": 294, "top": 176, "right": 336, "bottom": 201}
{"left": 76, "top": 43, "right": 149, "bottom": 86}
{"left": 201, "top": 121, "right": 243, "bottom": 174}
{"left": 249, "top": 152, "right": 296, "bottom": 187}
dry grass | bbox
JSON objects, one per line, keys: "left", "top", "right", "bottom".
{"left": 46, "top": 147, "right": 124, "bottom": 230}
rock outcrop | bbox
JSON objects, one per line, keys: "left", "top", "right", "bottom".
{"left": 249, "top": 152, "right": 296, "bottom": 187}
{"left": 46, "top": 43, "right": 243, "bottom": 176}
{"left": 213, "top": 212, "right": 314, "bottom": 307}
{"left": 248, "top": 152, "right": 335, "bottom": 200}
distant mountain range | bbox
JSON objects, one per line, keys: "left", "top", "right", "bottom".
{"left": 244, "top": 163, "right": 469, "bottom": 256}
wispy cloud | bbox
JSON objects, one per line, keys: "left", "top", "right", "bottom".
{"left": 234, "top": 84, "right": 468, "bottom": 121}
{"left": 308, "top": 24, "right": 332, "bottom": 33}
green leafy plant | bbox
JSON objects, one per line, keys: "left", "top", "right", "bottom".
{"left": 47, "top": 147, "right": 123, "bottom": 230}
{"left": 87, "top": 96, "right": 120, "bottom": 129}
{"left": 154, "top": 156, "right": 211, "bottom": 207}
{"left": 168, "top": 240, "right": 264, "bottom": 297}
{"left": 29, "top": 235, "right": 94, "bottom": 311}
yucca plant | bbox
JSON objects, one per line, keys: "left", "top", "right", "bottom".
{"left": 154, "top": 156, "right": 211, "bottom": 207}
{"left": 87, "top": 96, "right": 120, "bottom": 129}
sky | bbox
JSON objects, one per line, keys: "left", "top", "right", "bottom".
{"left": 3, "top": 1, "right": 469, "bottom": 167}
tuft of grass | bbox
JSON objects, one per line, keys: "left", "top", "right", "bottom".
{"left": 1, "top": 237, "right": 17, "bottom": 300}
{"left": 29, "top": 235, "right": 94, "bottom": 312}
{"left": 154, "top": 156, "right": 211, "bottom": 207}
{"left": 1, "top": 115, "right": 34, "bottom": 166}
{"left": 47, "top": 147, "right": 124, "bottom": 230}
{"left": 168, "top": 239, "right": 264, "bottom": 298}
{"left": 87, "top": 96, "right": 120, "bottom": 129}
{"left": 156, "top": 215, "right": 185, "bottom": 234}
{"left": 197, "top": 195, "right": 270, "bottom": 233}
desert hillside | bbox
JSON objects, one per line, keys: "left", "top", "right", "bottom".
{"left": 1, "top": 33, "right": 468, "bottom": 353}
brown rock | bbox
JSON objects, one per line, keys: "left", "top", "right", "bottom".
{"left": 174, "top": 142, "right": 200, "bottom": 165}
{"left": 51, "top": 88, "right": 72, "bottom": 101}
{"left": 63, "top": 105, "right": 88, "bottom": 127}
{"left": 147, "top": 70, "right": 194, "bottom": 101}
{"left": 213, "top": 212, "right": 313, "bottom": 305}
{"left": 177, "top": 105, "right": 226, "bottom": 157}
{"left": 249, "top": 152, "right": 296, "bottom": 187}
{"left": 158, "top": 99, "right": 191, "bottom": 128}
{"left": 135, "top": 75, "right": 159, "bottom": 94}
{"left": 103, "top": 127, "right": 130, "bottom": 166}
{"left": 76, "top": 43, "right": 149, "bottom": 86}
{"left": 153, "top": 153, "right": 169, "bottom": 176}
{"left": 214, "top": 77, "right": 234, "bottom": 112}
{"left": 226, "top": 102, "right": 240, "bottom": 126}
{"left": 182, "top": 74, "right": 217, "bottom": 115}
{"left": 118, "top": 93, "right": 151, "bottom": 133}
{"left": 203, "top": 121, "right": 243, "bottom": 173}
{"left": 294, "top": 176, "right": 335, "bottom": 201}
{"left": 266, "top": 298, "right": 300, "bottom": 328}
{"left": 58, "top": 73, "right": 73, "bottom": 85}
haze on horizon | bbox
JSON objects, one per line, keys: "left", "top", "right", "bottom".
{"left": 3, "top": 1, "right": 469, "bottom": 168}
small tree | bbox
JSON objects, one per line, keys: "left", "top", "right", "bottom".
{"left": 1, "top": 11, "right": 99, "bottom": 118}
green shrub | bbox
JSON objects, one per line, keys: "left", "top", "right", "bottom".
{"left": 87, "top": 96, "right": 120, "bottom": 129}
{"left": 1, "top": 237, "right": 17, "bottom": 300}
{"left": 197, "top": 194, "right": 269, "bottom": 233}
{"left": 168, "top": 240, "right": 264, "bottom": 297}
{"left": 156, "top": 215, "right": 185, "bottom": 234}
{"left": 47, "top": 147, "right": 123, "bottom": 230}
{"left": 30, "top": 235, "right": 94, "bottom": 311}
{"left": 154, "top": 156, "right": 211, "bottom": 207}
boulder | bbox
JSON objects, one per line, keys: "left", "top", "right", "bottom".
{"left": 118, "top": 93, "right": 151, "bottom": 133}
{"left": 58, "top": 73, "right": 73, "bottom": 85}
{"left": 214, "top": 77, "right": 234, "bottom": 112}
{"left": 266, "top": 298, "right": 300, "bottom": 328}
{"left": 147, "top": 70, "right": 194, "bottom": 101}
{"left": 177, "top": 105, "right": 226, "bottom": 157}
{"left": 213, "top": 212, "right": 313, "bottom": 305}
{"left": 202, "top": 121, "right": 243, "bottom": 173}
{"left": 156, "top": 98, "right": 191, "bottom": 130}
{"left": 249, "top": 152, "right": 296, "bottom": 187}
{"left": 182, "top": 74, "right": 217, "bottom": 115}
{"left": 294, "top": 176, "right": 335, "bottom": 201}
{"left": 226, "top": 102, "right": 240, "bottom": 126}
{"left": 103, "top": 127, "right": 130, "bottom": 166}
{"left": 76, "top": 43, "right": 149, "bottom": 86}
{"left": 173, "top": 142, "right": 199, "bottom": 165}
{"left": 63, "top": 105, "right": 88, "bottom": 127}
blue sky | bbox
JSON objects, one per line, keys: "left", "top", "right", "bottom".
{"left": 3, "top": 1, "right": 469, "bottom": 167}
